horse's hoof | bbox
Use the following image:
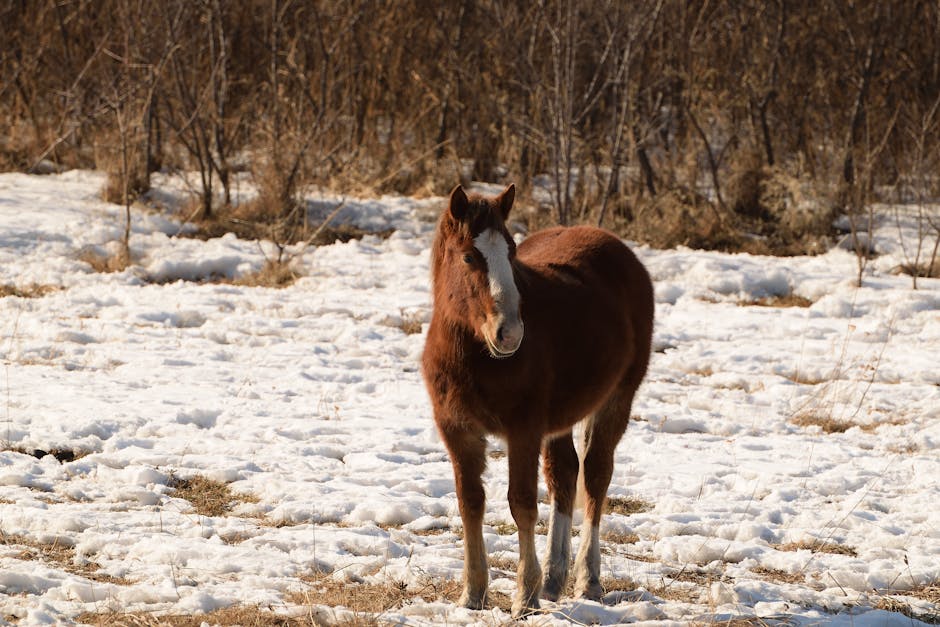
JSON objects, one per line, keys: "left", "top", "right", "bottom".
{"left": 511, "top": 596, "right": 541, "bottom": 618}
{"left": 541, "top": 579, "right": 562, "bottom": 602}
{"left": 575, "top": 581, "right": 604, "bottom": 602}
{"left": 458, "top": 590, "right": 485, "bottom": 610}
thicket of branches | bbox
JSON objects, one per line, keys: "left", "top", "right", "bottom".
{"left": 2, "top": 0, "right": 940, "bottom": 260}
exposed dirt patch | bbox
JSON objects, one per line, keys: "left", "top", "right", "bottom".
{"left": 3, "top": 446, "right": 90, "bottom": 463}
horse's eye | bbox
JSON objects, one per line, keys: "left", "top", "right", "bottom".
{"left": 462, "top": 253, "right": 474, "bottom": 265}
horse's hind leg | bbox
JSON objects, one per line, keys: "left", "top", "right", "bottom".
{"left": 573, "top": 389, "right": 635, "bottom": 600}
{"left": 540, "top": 431, "right": 579, "bottom": 601}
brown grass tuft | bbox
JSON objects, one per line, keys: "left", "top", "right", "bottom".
{"left": 873, "top": 584, "right": 940, "bottom": 624}
{"left": 740, "top": 294, "right": 814, "bottom": 308}
{"left": 790, "top": 413, "right": 855, "bottom": 434}
{"left": 894, "top": 262, "right": 940, "bottom": 279}
{"left": 775, "top": 540, "right": 857, "bottom": 557}
{"left": 603, "top": 530, "right": 641, "bottom": 545}
{"left": 0, "top": 530, "right": 131, "bottom": 585}
{"left": 230, "top": 260, "right": 300, "bottom": 288}
{"left": 168, "top": 474, "right": 259, "bottom": 517}
{"left": 78, "top": 246, "right": 131, "bottom": 274}
{"left": 396, "top": 310, "right": 424, "bottom": 335}
{"left": 606, "top": 496, "right": 654, "bottom": 516}
{"left": 751, "top": 565, "right": 807, "bottom": 585}
{"left": 0, "top": 284, "right": 62, "bottom": 299}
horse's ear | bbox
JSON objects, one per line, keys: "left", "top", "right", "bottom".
{"left": 496, "top": 184, "right": 515, "bottom": 221}
{"left": 449, "top": 185, "right": 469, "bottom": 223}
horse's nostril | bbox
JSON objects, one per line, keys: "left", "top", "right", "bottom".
{"left": 496, "top": 327, "right": 505, "bottom": 343}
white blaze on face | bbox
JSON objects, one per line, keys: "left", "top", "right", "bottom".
{"left": 473, "top": 228, "right": 523, "bottom": 354}
{"left": 474, "top": 228, "right": 520, "bottom": 315}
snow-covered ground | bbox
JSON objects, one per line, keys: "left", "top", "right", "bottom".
{"left": 0, "top": 170, "right": 938, "bottom": 626}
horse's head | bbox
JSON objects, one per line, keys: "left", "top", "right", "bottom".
{"left": 432, "top": 184, "right": 524, "bottom": 359}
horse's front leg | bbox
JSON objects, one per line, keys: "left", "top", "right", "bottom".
{"left": 507, "top": 432, "right": 543, "bottom": 617}
{"left": 438, "top": 422, "right": 489, "bottom": 609}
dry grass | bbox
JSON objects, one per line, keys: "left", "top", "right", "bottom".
{"left": 396, "top": 310, "right": 423, "bottom": 335}
{"left": 78, "top": 246, "right": 131, "bottom": 274}
{"left": 751, "top": 566, "right": 806, "bottom": 585}
{"left": 606, "top": 496, "right": 654, "bottom": 516}
{"left": 790, "top": 412, "right": 856, "bottom": 434}
{"left": 873, "top": 583, "right": 940, "bottom": 624}
{"left": 290, "top": 572, "right": 513, "bottom": 615}
{"left": 77, "top": 606, "right": 309, "bottom": 627}
{"left": 740, "top": 294, "right": 814, "bottom": 308}
{"left": 775, "top": 540, "right": 857, "bottom": 557}
{"left": 230, "top": 260, "right": 300, "bottom": 288}
{"left": 0, "top": 284, "right": 61, "bottom": 298}
{"left": 0, "top": 530, "right": 131, "bottom": 585}
{"left": 894, "top": 262, "right": 940, "bottom": 279}
{"left": 168, "top": 474, "right": 259, "bottom": 517}
{"left": 603, "top": 530, "right": 641, "bottom": 545}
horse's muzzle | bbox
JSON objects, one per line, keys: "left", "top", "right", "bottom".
{"left": 484, "top": 316, "right": 524, "bottom": 359}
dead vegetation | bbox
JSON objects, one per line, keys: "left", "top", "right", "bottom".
{"left": 0, "top": 530, "right": 131, "bottom": 585}
{"left": 740, "top": 294, "right": 814, "bottom": 308}
{"left": 0, "top": 284, "right": 61, "bottom": 299}
{"left": 790, "top": 413, "right": 857, "bottom": 434}
{"left": 775, "top": 540, "right": 858, "bottom": 557}
{"left": 606, "top": 496, "right": 654, "bottom": 516}
{"left": 6, "top": 2, "right": 939, "bottom": 259}
{"left": 873, "top": 583, "right": 940, "bottom": 624}
{"left": 168, "top": 474, "right": 258, "bottom": 517}
{"left": 290, "top": 572, "right": 513, "bottom": 615}
{"left": 77, "top": 246, "right": 132, "bottom": 274}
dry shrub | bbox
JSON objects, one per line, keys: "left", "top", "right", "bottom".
{"left": 95, "top": 127, "right": 150, "bottom": 206}
{"left": 628, "top": 189, "right": 740, "bottom": 251}
{"left": 894, "top": 261, "right": 940, "bottom": 279}
{"left": 168, "top": 474, "right": 258, "bottom": 517}
{"left": 725, "top": 161, "right": 836, "bottom": 255}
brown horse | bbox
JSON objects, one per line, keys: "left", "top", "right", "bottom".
{"left": 422, "top": 184, "right": 654, "bottom": 616}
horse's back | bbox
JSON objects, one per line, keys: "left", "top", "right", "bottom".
{"left": 519, "top": 226, "right": 650, "bottom": 298}
{"left": 517, "top": 225, "right": 654, "bottom": 408}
